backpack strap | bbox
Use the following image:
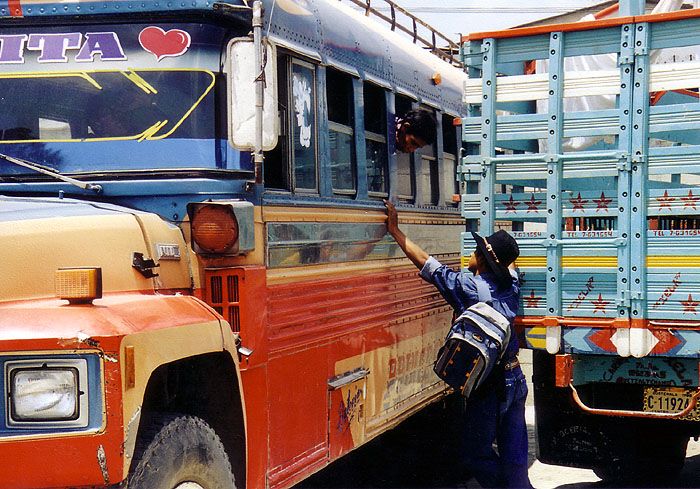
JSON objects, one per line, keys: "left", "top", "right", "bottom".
{"left": 474, "top": 276, "right": 493, "bottom": 305}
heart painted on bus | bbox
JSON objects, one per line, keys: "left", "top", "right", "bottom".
{"left": 139, "top": 27, "right": 191, "bottom": 61}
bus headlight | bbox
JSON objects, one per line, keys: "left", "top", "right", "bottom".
{"left": 11, "top": 368, "right": 79, "bottom": 421}
{"left": 6, "top": 359, "right": 90, "bottom": 427}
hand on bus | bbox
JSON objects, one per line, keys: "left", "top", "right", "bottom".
{"left": 384, "top": 199, "right": 400, "bottom": 237}
{"left": 384, "top": 199, "right": 429, "bottom": 270}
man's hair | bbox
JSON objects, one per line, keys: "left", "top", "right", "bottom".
{"left": 400, "top": 109, "right": 437, "bottom": 145}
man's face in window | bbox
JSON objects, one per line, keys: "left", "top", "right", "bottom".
{"left": 396, "top": 122, "right": 426, "bottom": 153}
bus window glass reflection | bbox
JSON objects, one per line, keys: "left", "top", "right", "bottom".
{"left": 326, "top": 68, "right": 356, "bottom": 195}
{"left": 363, "top": 83, "right": 388, "bottom": 196}
{"left": 395, "top": 95, "right": 415, "bottom": 202}
{"left": 416, "top": 107, "right": 438, "bottom": 205}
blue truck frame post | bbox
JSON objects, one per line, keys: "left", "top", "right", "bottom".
{"left": 462, "top": 0, "right": 700, "bottom": 481}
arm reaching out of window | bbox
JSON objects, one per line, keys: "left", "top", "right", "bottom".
{"left": 384, "top": 199, "right": 429, "bottom": 270}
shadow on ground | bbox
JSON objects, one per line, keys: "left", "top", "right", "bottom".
{"left": 296, "top": 395, "right": 469, "bottom": 489}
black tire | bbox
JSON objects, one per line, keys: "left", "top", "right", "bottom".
{"left": 593, "top": 434, "right": 687, "bottom": 485}
{"left": 127, "top": 414, "right": 236, "bottom": 489}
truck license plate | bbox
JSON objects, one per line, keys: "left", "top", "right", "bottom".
{"left": 643, "top": 387, "right": 700, "bottom": 421}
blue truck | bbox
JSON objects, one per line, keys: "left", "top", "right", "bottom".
{"left": 462, "top": 0, "right": 700, "bottom": 481}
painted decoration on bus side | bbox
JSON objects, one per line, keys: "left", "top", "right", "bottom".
{"left": 0, "top": 32, "right": 126, "bottom": 63}
{"left": 138, "top": 27, "right": 191, "bottom": 61}
{"left": 0, "top": 28, "right": 192, "bottom": 64}
{"left": 292, "top": 71, "right": 312, "bottom": 148}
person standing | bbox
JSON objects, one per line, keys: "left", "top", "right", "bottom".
{"left": 384, "top": 200, "right": 532, "bottom": 489}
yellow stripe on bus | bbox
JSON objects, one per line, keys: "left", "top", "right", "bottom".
{"left": 647, "top": 256, "right": 700, "bottom": 267}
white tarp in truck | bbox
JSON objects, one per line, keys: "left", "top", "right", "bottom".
{"left": 537, "top": 0, "right": 690, "bottom": 151}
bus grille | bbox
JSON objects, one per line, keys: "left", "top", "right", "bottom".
{"left": 205, "top": 269, "right": 242, "bottom": 332}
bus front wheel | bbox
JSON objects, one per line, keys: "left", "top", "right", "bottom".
{"left": 127, "top": 414, "right": 237, "bottom": 489}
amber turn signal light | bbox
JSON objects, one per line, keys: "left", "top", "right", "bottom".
{"left": 187, "top": 200, "right": 255, "bottom": 256}
{"left": 190, "top": 204, "right": 240, "bottom": 254}
{"left": 55, "top": 267, "right": 102, "bottom": 304}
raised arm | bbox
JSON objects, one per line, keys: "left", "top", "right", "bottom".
{"left": 384, "top": 200, "right": 429, "bottom": 270}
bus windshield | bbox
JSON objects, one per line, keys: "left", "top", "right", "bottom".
{"left": 0, "top": 21, "right": 252, "bottom": 177}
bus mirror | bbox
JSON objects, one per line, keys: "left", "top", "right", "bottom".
{"left": 227, "top": 38, "right": 278, "bottom": 151}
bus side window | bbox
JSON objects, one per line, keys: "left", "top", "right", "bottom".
{"left": 326, "top": 68, "right": 356, "bottom": 196}
{"left": 264, "top": 55, "right": 318, "bottom": 193}
{"left": 291, "top": 59, "right": 318, "bottom": 192}
{"left": 442, "top": 113, "right": 460, "bottom": 207}
{"left": 395, "top": 95, "right": 415, "bottom": 203}
{"left": 264, "top": 54, "right": 291, "bottom": 190}
{"left": 415, "top": 106, "right": 438, "bottom": 206}
{"left": 363, "top": 83, "right": 388, "bottom": 197}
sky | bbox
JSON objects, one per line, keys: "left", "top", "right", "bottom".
{"left": 377, "top": 0, "right": 607, "bottom": 41}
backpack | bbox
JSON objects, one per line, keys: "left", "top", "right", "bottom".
{"left": 433, "top": 279, "right": 511, "bottom": 398}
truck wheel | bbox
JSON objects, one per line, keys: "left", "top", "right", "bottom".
{"left": 594, "top": 454, "right": 685, "bottom": 484}
{"left": 127, "top": 414, "right": 236, "bottom": 489}
{"left": 593, "top": 435, "right": 687, "bottom": 484}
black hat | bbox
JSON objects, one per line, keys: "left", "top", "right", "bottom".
{"left": 471, "top": 229, "right": 520, "bottom": 286}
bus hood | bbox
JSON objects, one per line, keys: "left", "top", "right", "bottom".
{"left": 0, "top": 195, "right": 192, "bottom": 303}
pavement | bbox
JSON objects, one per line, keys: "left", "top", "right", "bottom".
{"left": 300, "top": 349, "right": 700, "bottom": 489}
{"left": 465, "top": 349, "right": 700, "bottom": 489}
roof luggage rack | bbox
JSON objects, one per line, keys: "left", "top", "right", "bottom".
{"left": 339, "top": 0, "right": 462, "bottom": 67}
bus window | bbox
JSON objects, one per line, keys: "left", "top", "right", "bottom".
{"left": 326, "top": 68, "right": 356, "bottom": 196}
{"left": 442, "top": 113, "right": 460, "bottom": 207}
{"left": 264, "top": 55, "right": 318, "bottom": 192}
{"left": 417, "top": 107, "right": 438, "bottom": 206}
{"left": 363, "top": 83, "right": 388, "bottom": 197}
{"left": 291, "top": 60, "right": 318, "bottom": 192}
{"left": 264, "top": 54, "right": 291, "bottom": 191}
{"left": 395, "top": 95, "right": 415, "bottom": 203}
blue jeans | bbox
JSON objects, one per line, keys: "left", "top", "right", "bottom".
{"left": 461, "top": 365, "right": 532, "bottom": 488}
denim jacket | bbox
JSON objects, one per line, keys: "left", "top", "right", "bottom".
{"left": 420, "top": 256, "right": 521, "bottom": 359}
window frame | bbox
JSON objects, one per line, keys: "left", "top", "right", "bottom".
{"left": 326, "top": 68, "right": 357, "bottom": 197}
{"left": 419, "top": 153, "right": 439, "bottom": 206}
{"left": 442, "top": 113, "right": 461, "bottom": 207}
{"left": 363, "top": 82, "right": 389, "bottom": 198}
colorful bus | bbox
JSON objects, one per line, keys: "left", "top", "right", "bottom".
{"left": 462, "top": 0, "right": 700, "bottom": 482}
{"left": 0, "top": 0, "right": 467, "bottom": 487}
